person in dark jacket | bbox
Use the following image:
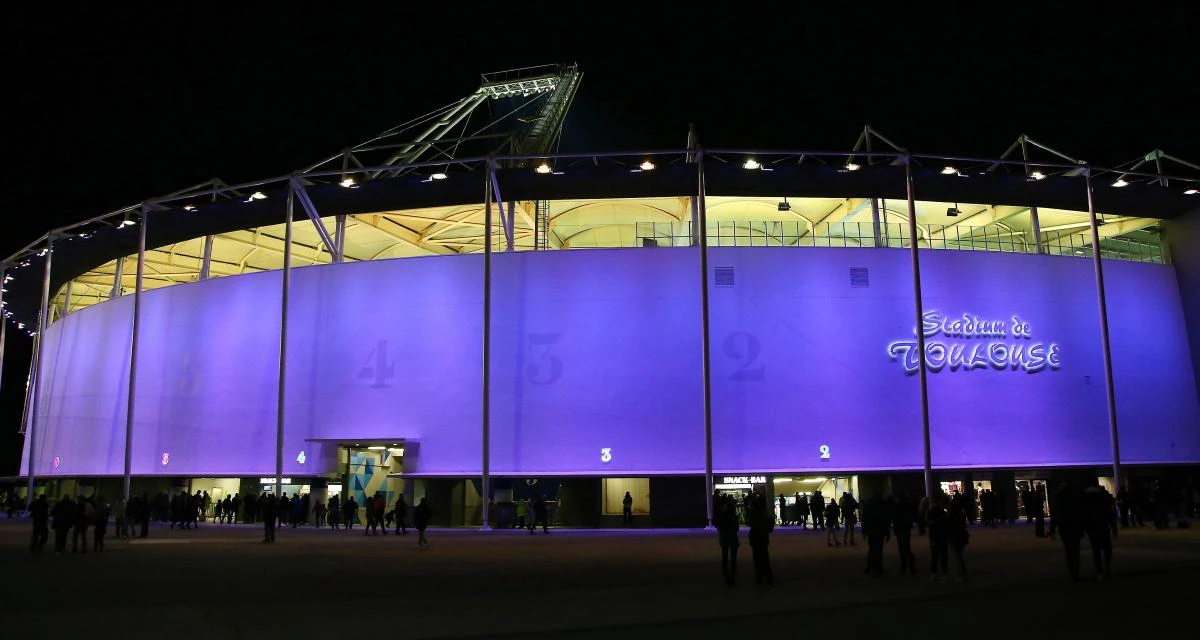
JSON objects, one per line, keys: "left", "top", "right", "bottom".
{"left": 891, "top": 492, "right": 918, "bottom": 575}
{"left": 1084, "top": 483, "right": 1118, "bottom": 579}
{"left": 29, "top": 495, "right": 50, "bottom": 553}
{"left": 394, "top": 495, "right": 408, "bottom": 535}
{"left": 715, "top": 495, "right": 740, "bottom": 585}
{"left": 748, "top": 492, "right": 774, "bottom": 585}
{"left": 414, "top": 497, "right": 432, "bottom": 549}
{"left": 72, "top": 496, "right": 92, "bottom": 554}
{"left": 861, "top": 494, "right": 890, "bottom": 576}
{"left": 261, "top": 493, "right": 278, "bottom": 543}
{"left": 1052, "top": 481, "right": 1086, "bottom": 580}
{"left": 92, "top": 496, "right": 110, "bottom": 551}
{"left": 946, "top": 502, "right": 969, "bottom": 581}
{"left": 824, "top": 499, "right": 841, "bottom": 547}
{"left": 52, "top": 495, "right": 75, "bottom": 554}
{"left": 344, "top": 496, "right": 358, "bottom": 530}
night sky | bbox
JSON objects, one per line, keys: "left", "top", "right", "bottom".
{"left": 2, "top": 4, "right": 1197, "bottom": 474}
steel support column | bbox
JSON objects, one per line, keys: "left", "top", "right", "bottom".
{"left": 904, "top": 158, "right": 934, "bottom": 499}
{"left": 870, "top": 198, "right": 883, "bottom": 247}
{"left": 1030, "top": 207, "right": 1044, "bottom": 254}
{"left": 122, "top": 208, "right": 148, "bottom": 501}
{"left": 697, "top": 150, "right": 715, "bottom": 528}
{"left": 0, "top": 267, "right": 6, "bottom": 395}
{"left": 334, "top": 215, "right": 347, "bottom": 263}
{"left": 481, "top": 165, "right": 493, "bottom": 529}
{"left": 200, "top": 235, "right": 214, "bottom": 280}
{"left": 1085, "top": 172, "right": 1122, "bottom": 488}
{"left": 276, "top": 183, "right": 295, "bottom": 497}
{"left": 61, "top": 280, "right": 72, "bottom": 318}
{"left": 111, "top": 256, "right": 124, "bottom": 299}
{"left": 26, "top": 235, "right": 53, "bottom": 505}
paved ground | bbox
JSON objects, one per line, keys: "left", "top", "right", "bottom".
{"left": 1, "top": 519, "right": 1198, "bottom": 639}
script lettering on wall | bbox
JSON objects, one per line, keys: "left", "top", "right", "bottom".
{"left": 887, "top": 311, "right": 1062, "bottom": 374}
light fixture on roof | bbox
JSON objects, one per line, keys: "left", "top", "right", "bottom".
{"left": 742, "top": 159, "right": 761, "bottom": 170}
{"left": 941, "top": 166, "right": 958, "bottom": 175}
{"left": 777, "top": 197, "right": 791, "bottom": 212}
{"left": 339, "top": 177, "right": 356, "bottom": 188}
{"left": 639, "top": 160, "right": 655, "bottom": 171}
{"left": 845, "top": 162, "right": 861, "bottom": 171}
{"left": 367, "top": 445, "right": 387, "bottom": 450}
{"left": 1112, "top": 178, "right": 1129, "bottom": 188}
{"left": 1030, "top": 171, "right": 1045, "bottom": 180}
{"left": 119, "top": 214, "right": 137, "bottom": 228}
{"left": 946, "top": 205, "right": 961, "bottom": 217}
{"left": 182, "top": 204, "right": 197, "bottom": 212}
{"left": 248, "top": 191, "right": 267, "bottom": 201}
{"left": 1186, "top": 189, "right": 1198, "bottom": 195}
{"left": 430, "top": 172, "right": 448, "bottom": 180}
{"left": 535, "top": 162, "right": 552, "bottom": 174}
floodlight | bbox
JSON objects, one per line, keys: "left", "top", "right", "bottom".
{"left": 250, "top": 191, "right": 267, "bottom": 200}
{"left": 639, "top": 160, "right": 655, "bottom": 171}
{"left": 743, "top": 159, "right": 761, "bottom": 170}
{"left": 946, "top": 207, "right": 960, "bottom": 217}
{"left": 339, "top": 177, "right": 356, "bottom": 188}
{"left": 1185, "top": 189, "right": 1198, "bottom": 195}
{"left": 778, "top": 198, "right": 791, "bottom": 212}
{"left": 430, "top": 172, "right": 448, "bottom": 180}
{"left": 1112, "top": 179, "right": 1128, "bottom": 188}
{"left": 941, "top": 166, "right": 958, "bottom": 175}
{"left": 535, "top": 162, "right": 552, "bottom": 174}
{"left": 845, "top": 162, "right": 861, "bottom": 171}
{"left": 1030, "top": 171, "right": 1045, "bottom": 180}
{"left": 182, "top": 204, "right": 197, "bottom": 212}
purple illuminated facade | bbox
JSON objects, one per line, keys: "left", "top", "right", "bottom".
{"left": 22, "top": 247, "right": 1200, "bottom": 478}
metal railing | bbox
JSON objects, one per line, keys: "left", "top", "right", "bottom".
{"left": 629, "top": 220, "right": 1168, "bottom": 264}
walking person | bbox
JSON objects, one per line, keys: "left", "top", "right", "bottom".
{"left": 345, "top": 496, "right": 358, "bottom": 530}
{"left": 52, "top": 495, "right": 75, "bottom": 555}
{"left": 840, "top": 492, "right": 859, "bottom": 546}
{"left": 622, "top": 491, "right": 634, "bottom": 526}
{"left": 314, "top": 501, "right": 327, "bottom": 528}
{"left": 797, "top": 493, "right": 809, "bottom": 529}
{"left": 530, "top": 493, "right": 549, "bottom": 535}
{"left": 715, "top": 495, "right": 740, "bottom": 585}
{"left": 1052, "top": 481, "right": 1086, "bottom": 580}
{"left": 811, "top": 490, "right": 825, "bottom": 529}
{"left": 946, "top": 501, "right": 969, "bottom": 581}
{"left": 825, "top": 498, "right": 841, "bottom": 547}
{"left": 861, "top": 494, "right": 889, "bottom": 576}
{"left": 29, "top": 495, "right": 50, "bottom": 553}
{"left": 113, "top": 497, "right": 127, "bottom": 539}
{"left": 1084, "top": 482, "right": 1118, "bottom": 579}
{"left": 394, "top": 495, "right": 408, "bottom": 535}
{"left": 72, "top": 496, "right": 92, "bottom": 554}
{"left": 747, "top": 492, "right": 774, "bottom": 585}
{"left": 92, "top": 496, "right": 110, "bottom": 551}
{"left": 891, "top": 492, "right": 917, "bottom": 575}
{"left": 261, "top": 493, "right": 278, "bottom": 543}
{"left": 414, "top": 497, "right": 432, "bottom": 549}
{"left": 374, "top": 493, "right": 387, "bottom": 535}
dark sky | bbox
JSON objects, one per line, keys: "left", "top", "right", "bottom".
{"left": 1, "top": 4, "right": 1197, "bottom": 473}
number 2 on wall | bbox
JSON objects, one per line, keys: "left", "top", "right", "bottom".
{"left": 819, "top": 444, "right": 831, "bottom": 460}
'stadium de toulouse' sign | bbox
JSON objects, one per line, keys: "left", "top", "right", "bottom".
{"left": 887, "top": 311, "right": 1062, "bottom": 374}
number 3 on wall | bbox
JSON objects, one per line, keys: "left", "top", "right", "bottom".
{"left": 600, "top": 448, "right": 613, "bottom": 463}
{"left": 819, "top": 444, "right": 831, "bottom": 460}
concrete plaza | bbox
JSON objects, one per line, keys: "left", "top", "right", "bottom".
{"left": 1, "top": 518, "right": 1198, "bottom": 638}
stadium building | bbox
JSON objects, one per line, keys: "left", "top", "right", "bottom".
{"left": 3, "top": 64, "right": 1199, "bottom": 527}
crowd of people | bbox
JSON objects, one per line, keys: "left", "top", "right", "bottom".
{"left": 8, "top": 476, "right": 1196, "bottom": 584}
{"left": 713, "top": 477, "right": 1150, "bottom": 586}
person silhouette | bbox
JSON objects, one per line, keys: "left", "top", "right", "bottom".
{"left": 622, "top": 491, "right": 633, "bottom": 526}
